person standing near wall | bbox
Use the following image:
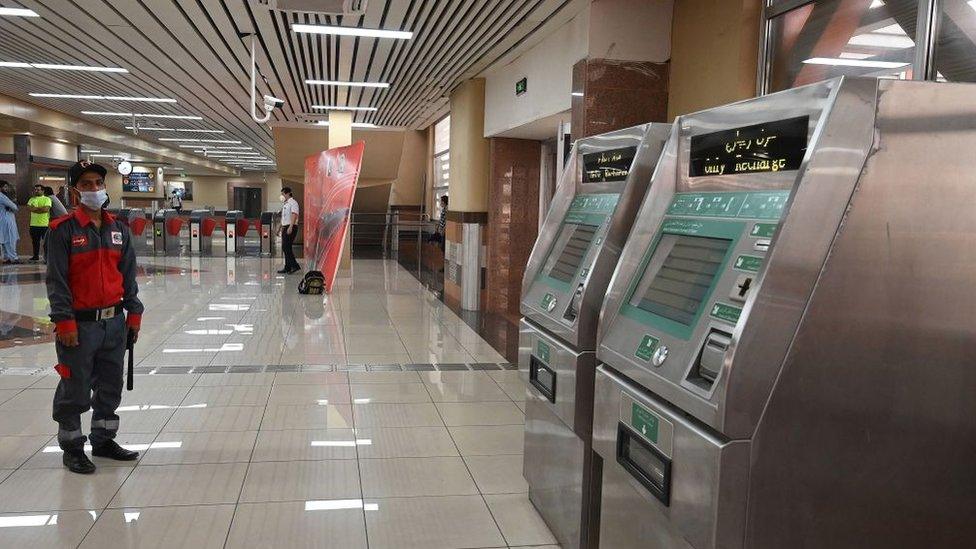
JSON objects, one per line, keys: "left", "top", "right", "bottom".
{"left": 46, "top": 186, "right": 69, "bottom": 218}
{"left": 169, "top": 189, "right": 183, "bottom": 214}
{"left": 0, "top": 181, "right": 19, "bottom": 264}
{"left": 278, "top": 187, "right": 301, "bottom": 274}
{"left": 27, "top": 184, "right": 52, "bottom": 262}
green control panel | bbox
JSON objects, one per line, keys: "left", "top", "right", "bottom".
{"left": 564, "top": 193, "right": 621, "bottom": 225}
{"left": 667, "top": 191, "right": 789, "bottom": 220}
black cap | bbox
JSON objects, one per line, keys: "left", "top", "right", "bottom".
{"left": 68, "top": 160, "right": 108, "bottom": 186}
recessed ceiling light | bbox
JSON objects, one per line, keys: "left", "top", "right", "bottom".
{"left": 0, "top": 7, "right": 40, "bottom": 17}
{"left": 314, "top": 121, "right": 377, "bottom": 128}
{"left": 571, "top": 92, "right": 584, "bottom": 97}
{"left": 125, "top": 126, "right": 224, "bottom": 133}
{"left": 179, "top": 145, "right": 252, "bottom": 150}
{"left": 80, "top": 149, "right": 100, "bottom": 153}
{"left": 0, "top": 61, "right": 127, "bottom": 72}
{"left": 83, "top": 111, "right": 202, "bottom": 120}
{"left": 310, "top": 105, "right": 378, "bottom": 112}
{"left": 161, "top": 138, "right": 242, "bottom": 144}
{"left": 802, "top": 57, "right": 910, "bottom": 68}
{"left": 291, "top": 24, "right": 413, "bottom": 40}
{"left": 305, "top": 80, "right": 389, "bottom": 89}
{"left": 30, "top": 93, "right": 175, "bottom": 103}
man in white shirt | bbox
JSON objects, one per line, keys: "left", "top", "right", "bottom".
{"left": 278, "top": 187, "right": 301, "bottom": 274}
{"left": 169, "top": 190, "right": 183, "bottom": 213}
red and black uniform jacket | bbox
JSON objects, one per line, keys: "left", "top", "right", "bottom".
{"left": 46, "top": 208, "right": 143, "bottom": 333}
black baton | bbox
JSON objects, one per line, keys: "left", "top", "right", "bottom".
{"left": 126, "top": 331, "right": 135, "bottom": 391}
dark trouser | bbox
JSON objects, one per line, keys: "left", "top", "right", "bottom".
{"left": 52, "top": 314, "right": 127, "bottom": 451}
{"left": 30, "top": 226, "right": 47, "bottom": 259}
{"left": 282, "top": 225, "right": 300, "bottom": 271}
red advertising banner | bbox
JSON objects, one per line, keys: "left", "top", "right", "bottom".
{"left": 303, "top": 141, "right": 365, "bottom": 293}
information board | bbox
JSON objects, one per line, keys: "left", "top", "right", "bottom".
{"left": 689, "top": 116, "right": 808, "bottom": 177}
{"left": 122, "top": 172, "right": 155, "bottom": 193}
{"left": 582, "top": 146, "right": 636, "bottom": 183}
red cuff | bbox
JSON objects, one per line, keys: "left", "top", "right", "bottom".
{"left": 55, "top": 319, "right": 77, "bottom": 334}
{"left": 126, "top": 313, "right": 142, "bottom": 329}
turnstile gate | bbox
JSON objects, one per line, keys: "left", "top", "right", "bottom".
{"left": 152, "top": 208, "right": 181, "bottom": 255}
{"left": 119, "top": 208, "right": 149, "bottom": 254}
{"left": 260, "top": 211, "right": 278, "bottom": 257}
{"left": 189, "top": 209, "right": 216, "bottom": 255}
{"left": 224, "top": 210, "right": 244, "bottom": 256}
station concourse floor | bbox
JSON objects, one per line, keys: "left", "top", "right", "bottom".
{"left": 0, "top": 256, "right": 559, "bottom": 549}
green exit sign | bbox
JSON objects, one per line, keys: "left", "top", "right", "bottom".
{"left": 515, "top": 78, "right": 527, "bottom": 96}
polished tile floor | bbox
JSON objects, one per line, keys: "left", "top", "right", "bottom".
{"left": 0, "top": 257, "right": 557, "bottom": 548}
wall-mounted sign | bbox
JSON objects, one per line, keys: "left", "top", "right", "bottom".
{"left": 515, "top": 77, "right": 528, "bottom": 96}
{"left": 122, "top": 171, "right": 156, "bottom": 193}
{"left": 0, "top": 162, "right": 15, "bottom": 175}
{"left": 689, "top": 116, "right": 809, "bottom": 178}
{"left": 582, "top": 146, "right": 636, "bottom": 183}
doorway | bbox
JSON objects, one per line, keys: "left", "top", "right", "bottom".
{"left": 233, "top": 187, "right": 262, "bottom": 219}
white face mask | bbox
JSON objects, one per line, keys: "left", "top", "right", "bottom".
{"left": 79, "top": 189, "right": 109, "bottom": 210}
{"left": 280, "top": 195, "right": 286, "bottom": 203}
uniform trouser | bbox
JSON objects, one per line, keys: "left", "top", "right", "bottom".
{"left": 282, "top": 225, "right": 300, "bottom": 270}
{"left": 52, "top": 314, "right": 127, "bottom": 451}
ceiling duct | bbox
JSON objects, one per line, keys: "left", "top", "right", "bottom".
{"left": 258, "top": 0, "right": 368, "bottom": 15}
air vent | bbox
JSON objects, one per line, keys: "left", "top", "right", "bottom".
{"left": 260, "top": 0, "right": 368, "bottom": 15}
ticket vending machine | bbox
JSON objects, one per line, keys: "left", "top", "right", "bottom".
{"left": 152, "top": 209, "right": 180, "bottom": 255}
{"left": 260, "top": 211, "right": 277, "bottom": 257}
{"left": 592, "top": 77, "right": 976, "bottom": 549}
{"left": 189, "top": 209, "right": 216, "bottom": 256}
{"left": 224, "top": 210, "right": 243, "bottom": 256}
{"left": 519, "top": 123, "right": 670, "bottom": 549}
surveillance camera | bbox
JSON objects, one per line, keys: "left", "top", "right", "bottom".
{"left": 263, "top": 95, "right": 285, "bottom": 110}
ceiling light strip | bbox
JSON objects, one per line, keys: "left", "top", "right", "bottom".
{"left": 0, "top": 61, "right": 127, "bottom": 72}
{"left": 305, "top": 80, "right": 389, "bottom": 89}
{"left": 84, "top": 111, "right": 202, "bottom": 120}
{"left": 291, "top": 24, "right": 413, "bottom": 40}
{"left": 0, "top": 7, "right": 40, "bottom": 16}
{"left": 31, "top": 93, "right": 175, "bottom": 103}
{"left": 310, "top": 105, "right": 378, "bottom": 112}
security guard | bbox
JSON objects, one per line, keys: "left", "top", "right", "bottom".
{"left": 48, "top": 160, "right": 143, "bottom": 474}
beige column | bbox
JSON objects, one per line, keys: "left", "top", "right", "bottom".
{"left": 444, "top": 78, "right": 490, "bottom": 311}
{"left": 448, "top": 79, "right": 489, "bottom": 212}
{"left": 329, "top": 111, "right": 353, "bottom": 269}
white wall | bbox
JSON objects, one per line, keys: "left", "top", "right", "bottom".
{"left": 482, "top": 10, "right": 589, "bottom": 138}
{"left": 30, "top": 137, "right": 77, "bottom": 161}
{"left": 588, "top": 0, "right": 673, "bottom": 62}
{"left": 0, "top": 135, "right": 13, "bottom": 154}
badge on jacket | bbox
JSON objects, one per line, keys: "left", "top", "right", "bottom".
{"left": 111, "top": 231, "right": 123, "bottom": 245}
{"left": 72, "top": 235, "right": 88, "bottom": 247}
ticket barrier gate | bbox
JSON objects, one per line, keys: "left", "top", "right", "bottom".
{"left": 189, "top": 209, "right": 217, "bottom": 255}
{"left": 119, "top": 208, "right": 149, "bottom": 254}
{"left": 152, "top": 209, "right": 181, "bottom": 255}
{"left": 591, "top": 78, "right": 976, "bottom": 549}
{"left": 259, "top": 211, "right": 277, "bottom": 257}
{"left": 518, "top": 123, "right": 670, "bottom": 549}
{"left": 224, "top": 210, "right": 245, "bottom": 256}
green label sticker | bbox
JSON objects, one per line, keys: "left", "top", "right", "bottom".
{"left": 710, "top": 302, "right": 743, "bottom": 324}
{"left": 634, "top": 334, "right": 659, "bottom": 362}
{"left": 631, "top": 402, "right": 659, "bottom": 443}
{"left": 733, "top": 255, "right": 763, "bottom": 273}
{"left": 750, "top": 222, "right": 777, "bottom": 238}
{"left": 536, "top": 340, "right": 551, "bottom": 363}
{"left": 540, "top": 293, "right": 556, "bottom": 312}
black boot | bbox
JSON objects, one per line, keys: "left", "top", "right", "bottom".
{"left": 63, "top": 449, "right": 96, "bottom": 474}
{"left": 91, "top": 440, "right": 139, "bottom": 461}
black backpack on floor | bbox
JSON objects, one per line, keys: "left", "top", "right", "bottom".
{"left": 298, "top": 270, "right": 325, "bottom": 295}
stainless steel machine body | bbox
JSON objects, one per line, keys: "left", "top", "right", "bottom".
{"left": 519, "top": 123, "right": 670, "bottom": 549}
{"left": 152, "top": 208, "right": 180, "bottom": 255}
{"left": 260, "top": 211, "right": 278, "bottom": 257}
{"left": 118, "top": 208, "right": 149, "bottom": 254}
{"left": 189, "top": 209, "right": 215, "bottom": 255}
{"left": 593, "top": 77, "right": 976, "bottom": 548}
{"left": 224, "top": 210, "right": 243, "bottom": 256}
